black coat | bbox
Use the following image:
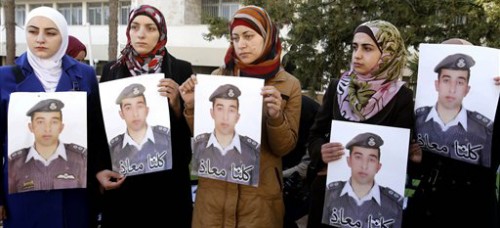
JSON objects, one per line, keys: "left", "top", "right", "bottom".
{"left": 99, "top": 53, "right": 194, "bottom": 228}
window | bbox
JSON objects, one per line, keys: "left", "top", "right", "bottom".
{"left": 15, "top": 5, "right": 26, "bottom": 26}
{"left": 202, "top": 0, "right": 239, "bottom": 23}
{"left": 220, "top": 0, "right": 239, "bottom": 20}
{"left": 88, "top": 2, "right": 109, "bottom": 25}
{"left": 29, "top": 4, "right": 53, "bottom": 11}
{"left": 119, "top": 1, "right": 131, "bottom": 25}
{"left": 58, "top": 3, "right": 82, "bottom": 25}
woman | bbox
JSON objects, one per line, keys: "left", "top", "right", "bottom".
{"left": 95, "top": 5, "right": 194, "bottom": 228}
{"left": 180, "top": 5, "right": 302, "bottom": 227}
{"left": 66, "top": 35, "right": 87, "bottom": 62}
{"left": 306, "top": 20, "right": 421, "bottom": 228}
{"left": 0, "top": 6, "right": 107, "bottom": 228}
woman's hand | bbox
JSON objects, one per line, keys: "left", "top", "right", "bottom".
{"left": 409, "top": 140, "right": 422, "bottom": 163}
{"left": 0, "top": 205, "right": 6, "bottom": 220}
{"left": 158, "top": 78, "right": 181, "bottom": 116}
{"left": 158, "top": 78, "right": 180, "bottom": 105}
{"left": 96, "top": 169, "right": 126, "bottom": 191}
{"left": 261, "top": 86, "right": 282, "bottom": 119}
{"left": 179, "top": 74, "right": 197, "bottom": 109}
{"left": 321, "top": 142, "right": 345, "bottom": 163}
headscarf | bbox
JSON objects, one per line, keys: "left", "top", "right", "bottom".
{"left": 338, "top": 20, "right": 408, "bottom": 121}
{"left": 223, "top": 5, "right": 282, "bottom": 80}
{"left": 66, "top": 35, "right": 87, "bottom": 58}
{"left": 114, "top": 5, "right": 167, "bottom": 76}
{"left": 25, "top": 6, "right": 68, "bottom": 92}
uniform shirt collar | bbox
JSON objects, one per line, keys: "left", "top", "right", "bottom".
{"left": 426, "top": 105, "right": 468, "bottom": 131}
{"left": 341, "top": 179, "right": 381, "bottom": 206}
{"left": 122, "top": 125, "right": 155, "bottom": 150}
{"left": 207, "top": 131, "right": 242, "bottom": 156}
{"left": 26, "top": 142, "right": 67, "bottom": 166}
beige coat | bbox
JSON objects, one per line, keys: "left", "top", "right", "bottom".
{"left": 184, "top": 69, "right": 301, "bottom": 228}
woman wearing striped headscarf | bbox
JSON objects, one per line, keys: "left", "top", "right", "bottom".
{"left": 180, "top": 5, "right": 302, "bottom": 228}
{"left": 306, "top": 20, "right": 421, "bottom": 227}
{"left": 96, "top": 4, "right": 194, "bottom": 228}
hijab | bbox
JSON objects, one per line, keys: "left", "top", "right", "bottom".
{"left": 338, "top": 20, "right": 408, "bottom": 121}
{"left": 66, "top": 35, "right": 87, "bottom": 59}
{"left": 25, "top": 6, "right": 68, "bottom": 92}
{"left": 114, "top": 5, "right": 167, "bottom": 76}
{"left": 223, "top": 5, "right": 282, "bottom": 80}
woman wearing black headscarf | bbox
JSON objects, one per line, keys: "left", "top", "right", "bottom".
{"left": 96, "top": 5, "right": 194, "bottom": 228}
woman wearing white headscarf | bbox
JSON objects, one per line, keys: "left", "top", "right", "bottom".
{"left": 0, "top": 7, "right": 107, "bottom": 228}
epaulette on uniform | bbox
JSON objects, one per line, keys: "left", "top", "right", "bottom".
{"left": 415, "top": 106, "right": 431, "bottom": 114}
{"left": 241, "top": 135, "right": 259, "bottom": 150}
{"left": 110, "top": 134, "right": 124, "bottom": 147}
{"left": 194, "top": 133, "right": 210, "bottom": 142}
{"left": 381, "top": 186, "right": 403, "bottom": 203}
{"left": 65, "top": 143, "right": 86, "bottom": 154}
{"left": 9, "top": 148, "right": 28, "bottom": 160}
{"left": 153, "top": 125, "right": 170, "bottom": 135}
{"left": 468, "top": 110, "right": 493, "bottom": 129}
{"left": 327, "top": 181, "right": 344, "bottom": 190}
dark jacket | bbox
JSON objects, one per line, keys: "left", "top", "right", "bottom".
{"left": 283, "top": 95, "right": 319, "bottom": 171}
{"left": 0, "top": 53, "right": 108, "bottom": 228}
{"left": 109, "top": 125, "right": 172, "bottom": 176}
{"left": 8, "top": 144, "right": 87, "bottom": 194}
{"left": 99, "top": 52, "right": 194, "bottom": 228}
{"left": 192, "top": 133, "right": 260, "bottom": 186}
{"left": 415, "top": 106, "right": 493, "bottom": 167}
{"left": 322, "top": 181, "right": 403, "bottom": 228}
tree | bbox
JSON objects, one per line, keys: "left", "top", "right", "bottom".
{"left": 205, "top": 0, "right": 500, "bottom": 93}
{"left": 3, "top": 0, "right": 16, "bottom": 65}
{"left": 108, "top": 0, "right": 119, "bottom": 61}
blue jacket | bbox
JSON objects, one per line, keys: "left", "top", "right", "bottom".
{"left": 0, "top": 53, "right": 108, "bottom": 228}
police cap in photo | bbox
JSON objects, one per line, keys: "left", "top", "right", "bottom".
{"left": 345, "top": 132, "right": 384, "bottom": 150}
{"left": 116, "top": 83, "right": 146, "bottom": 104}
{"left": 434, "top": 53, "right": 476, "bottom": 73}
{"left": 26, "top": 99, "right": 65, "bottom": 117}
{"left": 209, "top": 84, "right": 241, "bottom": 102}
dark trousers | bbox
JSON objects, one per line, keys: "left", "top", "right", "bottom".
{"left": 306, "top": 174, "right": 332, "bottom": 228}
{"left": 403, "top": 173, "right": 499, "bottom": 228}
{"left": 283, "top": 191, "right": 310, "bottom": 228}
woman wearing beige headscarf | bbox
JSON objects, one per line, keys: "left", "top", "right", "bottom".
{"left": 307, "top": 20, "right": 420, "bottom": 228}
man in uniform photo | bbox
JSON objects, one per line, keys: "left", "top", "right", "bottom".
{"left": 8, "top": 99, "right": 87, "bottom": 193}
{"left": 109, "top": 83, "right": 172, "bottom": 176}
{"left": 415, "top": 53, "right": 493, "bottom": 167}
{"left": 322, "top": 132, "right": 403, "bottom": 228}
{"left": 193, "top": 84, "right": 260, "bottom": 186}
